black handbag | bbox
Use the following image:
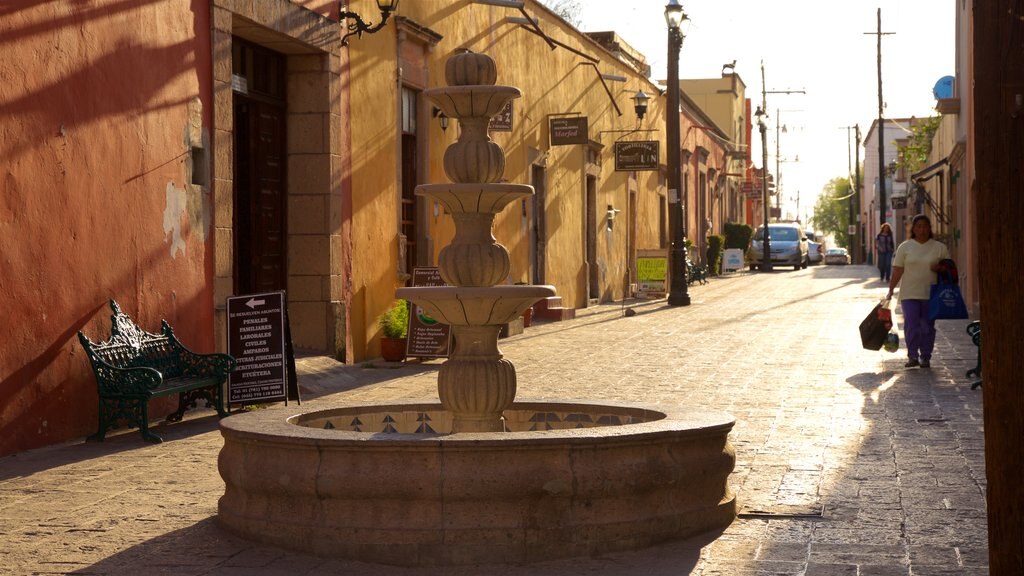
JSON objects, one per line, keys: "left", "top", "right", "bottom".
{"left": 859, "top": 301, "right": 893, "bottom": 351}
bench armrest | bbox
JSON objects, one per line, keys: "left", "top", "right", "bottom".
{"left": 89, "top": 362, "right": 164, "bottom": 396}
{"left": 161, "top": 321, "right": 236, "bottom": 377}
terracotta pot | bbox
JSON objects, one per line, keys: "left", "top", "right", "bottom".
{"left": 381, "top": 337, "right": 407, "bottom": 362}
{"left": 522, "top": 307, "right": 533, "bottom": 327}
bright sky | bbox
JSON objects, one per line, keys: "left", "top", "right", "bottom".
{"left": 575, "top": 0, "right": 955, "bottom": 225}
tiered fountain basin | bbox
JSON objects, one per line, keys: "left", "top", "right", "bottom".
{"left": 217, "top": 401, "right": 736, "bottom": 567}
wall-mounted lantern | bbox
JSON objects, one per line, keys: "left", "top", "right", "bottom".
{"left": 340, "top": 0, "right": 400, "bottom": 46}
{"left": 632, "top": 90, "right": 650, "bottom": 122}
{"left": 433, "top": 107, "right": 449, "bottom": 132}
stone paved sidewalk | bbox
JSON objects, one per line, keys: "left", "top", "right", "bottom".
{"left": 0, "top": 264, "right": 987, "bottom": 575}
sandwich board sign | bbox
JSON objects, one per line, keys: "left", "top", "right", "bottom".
{"left": 226, "top": 291, "right": 299, "bottom": 406}
{"left": 406, "top": 268, "right": 453, "bottom": 358}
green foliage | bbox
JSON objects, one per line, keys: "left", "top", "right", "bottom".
{"left": 898, "top": 116, "right": 942, "bottom": 173}
{"left": 723, "top": 222, "right": 754, "bottom": 250}
{"left": 378, "top": 300, "right": 408, "bottom": 339}
{"left": 706, "top": 234, "right": 725, "bottom": 276}
{"left": 539, "top": 0, "right": 583, "bottom": 27}
{"left": 812, "top": 177, "right": 854, "bottom": 248}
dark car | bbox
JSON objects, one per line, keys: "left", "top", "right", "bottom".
{"left": 824, "top": 247, "right": 851, "bottom": 265}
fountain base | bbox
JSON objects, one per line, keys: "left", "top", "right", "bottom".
{"left": 217, "top": 401, "right": 736, "bottom": 566}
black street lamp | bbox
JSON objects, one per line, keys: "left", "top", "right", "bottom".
{"left": 665, "top": 0, "right": 690, "bottom": 306}
{"left": 755, "top": 106, "right": 773, "bottom": 272}
{"left": 340, "top": 0, "right": 400, "bottom": 46}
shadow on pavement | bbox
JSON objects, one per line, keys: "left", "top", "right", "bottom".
{"left": 0, "top": 412, "right": 224, "bottom": 481}
{"left": 68, "top": 516, "right": 714, "bottom": 576}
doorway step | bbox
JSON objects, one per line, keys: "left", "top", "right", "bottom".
{"left": 533, "top": 296, "right": 576, "bottom": 322}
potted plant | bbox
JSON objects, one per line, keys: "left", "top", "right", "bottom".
{"left": 378, "top": 299, "right": 408, "bottom": 362}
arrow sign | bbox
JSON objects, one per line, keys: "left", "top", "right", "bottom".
{"left": 226, "top": 291, "right": 290, "bottom": 406}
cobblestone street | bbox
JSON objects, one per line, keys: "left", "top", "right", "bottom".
{"left": 0, "top": 264, "right": 988, "bottom": 575}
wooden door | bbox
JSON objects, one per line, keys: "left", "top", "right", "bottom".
{"left": 234, "top": 98, "right": 286, "bottom": 294}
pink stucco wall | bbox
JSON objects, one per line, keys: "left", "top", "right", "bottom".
{"left": 1, "top": 1, "right": 216, "bottom": 455}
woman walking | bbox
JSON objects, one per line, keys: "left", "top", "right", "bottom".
{"left": 875, "top": 223, "right": 895, "bottom": 282}
{"left": 886, "top": 215, "right": 950, "bottom": 368}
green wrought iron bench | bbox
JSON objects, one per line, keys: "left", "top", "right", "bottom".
{"left": 78, "top": 299, "right": 235, "bottom": 443}
{"left": 966, "top": 320, "right": 982, "bottom": 390}
{"left": 687, "top": 259, "right": 709, "bottom": 286}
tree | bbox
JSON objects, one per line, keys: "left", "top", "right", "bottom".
{"left": 897, "top": 115, "right": 942, "bottom": 173}
{"left": 538, "top": 0, "right": 582, "bottom": 28}
{"left": 811, "top": 177, "right": 853, "bottom": 248}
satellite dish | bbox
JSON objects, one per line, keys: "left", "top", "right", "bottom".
{"left": 933, "top": 76, "right": 955, "bottom": 100}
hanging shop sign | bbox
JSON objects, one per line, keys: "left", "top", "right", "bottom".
{"left": 549, "top": 117, "right": 589, "bottom": 146}
{"left": 614, "top": 140, "right": 659, "bottom": 171}
{"left": 488, "top": 101, "right": 513, "bottom": 132}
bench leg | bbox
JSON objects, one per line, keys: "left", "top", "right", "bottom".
{"left": 87, "top": 398, "right": 110, "bottom": 442}
{"left": 138, "top": 402, "right": 163, "bottom": 444}
{"left": 166, "top": 394, "right": 189, "bottom": 423}
{"left": 87, "top": 397, "right": 114, "bottom": 440}
{"left": 213, "top": 383, "right": 228, "bottom": 419}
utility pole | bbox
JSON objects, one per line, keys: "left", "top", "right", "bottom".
{"left": 854, "top": 124, "right": 862, "bottom": 263}
{"left": 775, "top": 112, "right": 781, "bottom": 214}
{"left": 759, "top": 64, "right": 804, "bottom": 225}
{"left": 865, "top": 8, "right": 894, "bottom": 227}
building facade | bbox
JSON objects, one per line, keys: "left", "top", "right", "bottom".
{"left": 0, "top": 0, "right": 742, "bottom": 455}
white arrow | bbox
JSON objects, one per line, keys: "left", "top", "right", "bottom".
{"left": 245, "top": 298, "right": 265, "bottom": 309}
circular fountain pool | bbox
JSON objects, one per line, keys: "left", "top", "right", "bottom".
{"left": 217, "top": 401, "right": 735, "bottom": 567}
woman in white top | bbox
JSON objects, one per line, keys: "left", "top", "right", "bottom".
{"left": 886, "top": 214, "right": 950, "bottom": 368}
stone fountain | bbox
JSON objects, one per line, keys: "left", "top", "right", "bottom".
{"left": 217, "top": 52, "right": 737, "bottom": 567}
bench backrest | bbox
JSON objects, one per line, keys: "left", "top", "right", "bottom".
{"left": 80, "top": 300, "right": 184, "bottom": 378}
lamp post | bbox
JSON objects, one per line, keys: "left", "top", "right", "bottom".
{"left": 340, "top": 0, "right": 400, "bottom": 45}
{"left": 665, "top": 0, "right": 690, "bottom": 306}
{"left": 755, "top": 106, "right": 773, "bottom": 272}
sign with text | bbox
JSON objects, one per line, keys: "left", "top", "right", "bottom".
{"left": 407, "top": 268, "right": 453, "bottom": 358}
{"left": 549, "top": 117, "right": 588, "bottom": 146}
{"left": 614, "top": 141, "right": 659, "bottom": 171}
{"left": 226, "top": 291, "right": 292, "bottom": 405}
{"left": 488, "top": 101, "right": 513, "bottom": 132}
{"left": 636, "top": 250, "right": 668, "bottom": 298}
{"left": 722, "top": 249, "right": 745, "bottom": 273}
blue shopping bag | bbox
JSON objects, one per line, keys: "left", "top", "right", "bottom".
{"left": 928, "top": 270, "right": 968, "bottom": 320}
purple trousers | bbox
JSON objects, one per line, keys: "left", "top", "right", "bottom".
{"left": 901, "top": 299, "right": 936, "bottom": 361}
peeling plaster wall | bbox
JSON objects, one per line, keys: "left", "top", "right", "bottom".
{"left": 0, "top": 1, "right": 215, "bottom": 455}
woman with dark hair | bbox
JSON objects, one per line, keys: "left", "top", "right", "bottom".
{"left": 875, "top": 222, "right": 895, "bottom": 281}
{"left": 886, "top": 214, "right": 950, "bottom": 368}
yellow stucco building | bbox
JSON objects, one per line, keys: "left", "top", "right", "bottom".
{"left": 345, "top": 0, "right": 739, "bottom": 361}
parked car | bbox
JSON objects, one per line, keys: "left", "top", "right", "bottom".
{"left": 824, "top": 247, "right": 851, "bottom": 265}
{"left": 807, "top": 240, "right": 823, "bottom": 265}
{"left": 746, "top": 223, "right": 809, "bottom": 271}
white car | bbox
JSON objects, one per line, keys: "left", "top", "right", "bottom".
{"left": 824, "top": 248, "right": 851, "bottom": 265}
{"left": 807, "top": 240, "right": 823, "bottom": 265}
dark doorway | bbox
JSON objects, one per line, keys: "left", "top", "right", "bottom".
{"left": 401, "top": 133, "right": 417, "bottom": 278}
{"left": 586, "top": 175, "right": 598, "bottom": 300}
{"left": 531, "top": 165, "right": 546, "bottom": 285}
{"left": 233, "top": 40, "right": 287, "bottom": 295}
